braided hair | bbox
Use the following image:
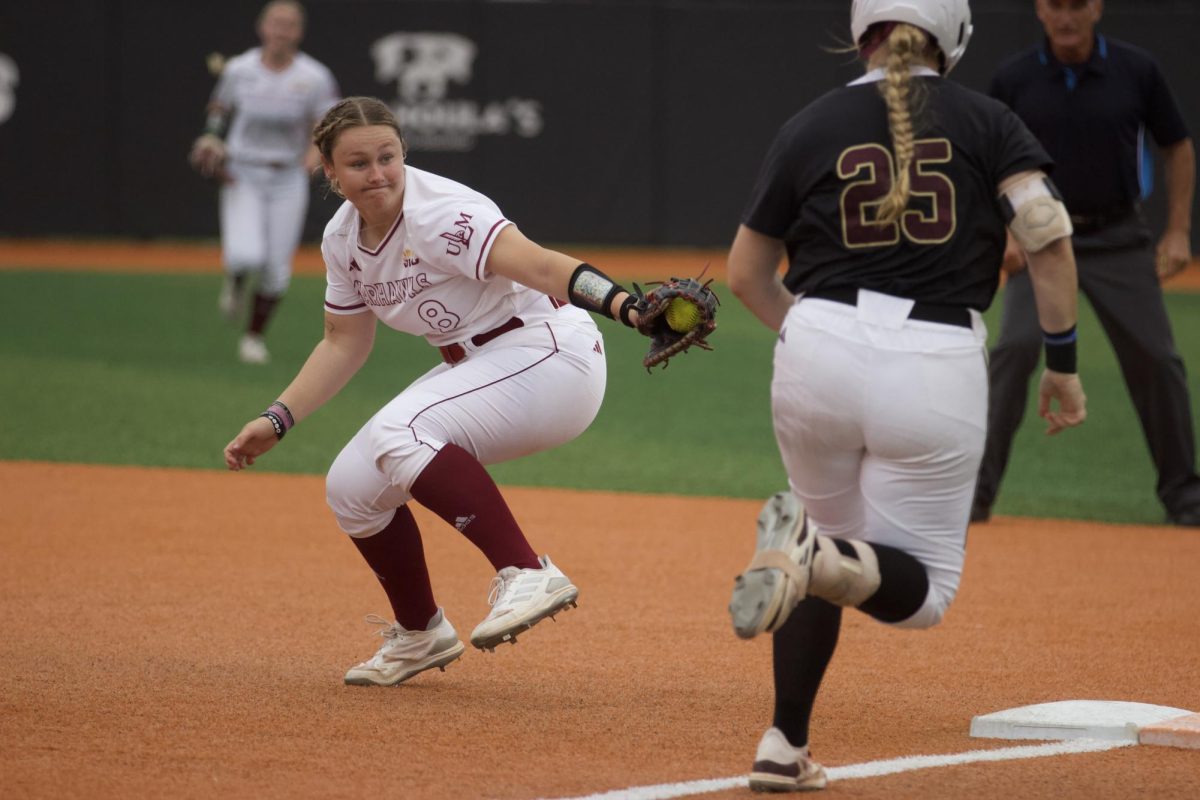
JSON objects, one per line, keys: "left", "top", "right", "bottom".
{"left": 873, "top": 23, "right": 933, "bottom": 227}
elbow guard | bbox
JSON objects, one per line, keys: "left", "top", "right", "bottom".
{"left": 1000, "top": 174, "right": 1073, "bottom": 253}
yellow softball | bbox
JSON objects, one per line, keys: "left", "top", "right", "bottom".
{"left": 665, "top": 297, "right": 701, "bottom": 333}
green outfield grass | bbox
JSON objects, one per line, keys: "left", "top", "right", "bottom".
{"left": 1, "top": 268, "right": 1197, "bottom": 524}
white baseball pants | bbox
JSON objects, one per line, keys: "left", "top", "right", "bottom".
{"left": 771, "top": 291, "right": 989, "bottom": 628}
{"left": 326, "top": 313, "right": 607, "bottom": 537}
{"left": 219, "top": 161, "right": 309, "bottom": 296}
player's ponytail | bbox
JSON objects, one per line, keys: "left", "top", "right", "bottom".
{"left": 875, "top": 23, "right": 928, "bottom": 227}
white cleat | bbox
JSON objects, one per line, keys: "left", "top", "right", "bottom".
{"left": 749, "top": 727, "right": 827, "bottom": 792}
{"left": 238, "top": 333, "right": 270, "bottom": 364}
{"left": 344, "top": 610, "right": 465, "bottom": 687}
{"left": 470, "top": 555, "right": 578, "bottom": 651}
{"left": 729, "top": 491, "right": 816, "bottom": 639}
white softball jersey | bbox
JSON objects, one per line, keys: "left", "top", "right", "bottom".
{"left": 321, "top": 166, "right": 607, "bottom": 537}
{"left": 211, "top": 49, "right": 338, "bottom": 292}
{"left": 213, "top": 48, "right": 338, "bottom": 166}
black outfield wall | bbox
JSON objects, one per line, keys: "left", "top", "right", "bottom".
{"left": 0, "top": 0, "right": 1195, "bottom": 246}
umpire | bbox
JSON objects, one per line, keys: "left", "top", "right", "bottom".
{"left": 973, "top": 0, "right": 1200, "bottom": 527}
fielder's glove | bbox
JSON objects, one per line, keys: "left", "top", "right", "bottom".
{"left": 634, "top": 274, "right": 719, "bottom": 371}
{"left": 189, "top": 134, "right": 231, "bottom": 184}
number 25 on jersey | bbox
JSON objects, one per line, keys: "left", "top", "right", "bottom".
{"left": 839, "top": 138, "right": 955, "bottom": 248}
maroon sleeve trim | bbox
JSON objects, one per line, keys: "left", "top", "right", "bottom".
{"left": 475, "top": 218, "right": 510, "bottom": 280}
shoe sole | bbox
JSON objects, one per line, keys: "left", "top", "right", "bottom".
{"left": 749, "top": 771, "right": 827, "bottom": 793}
{"left": 729, "top": 492, "right": 812, "bottom": 639}
{"left": 470, "top": 585, "right": 579, "bottom": 652}
{"left": 343, "top": 640, "right": 466, "bottom": 687}
{"left": 749, "top": 757, "right": 828, "bottom": 793}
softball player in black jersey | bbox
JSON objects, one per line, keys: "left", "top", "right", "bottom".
{"left": 725, "top": 0, "right": 1087, "bottom": 790}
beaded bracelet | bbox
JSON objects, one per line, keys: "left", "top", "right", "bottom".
{"left": 260, "top": 410, "right": 286, "bottom": 440}
{"left": 260, "top": 400, "right": 295, "bottom": 441}
{"left": 268, "top": 400, "right": 295, "bottom": 429}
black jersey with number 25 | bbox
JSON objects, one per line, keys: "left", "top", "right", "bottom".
{"left": 742, "top": 76, "right": 1050, "bottom": 311}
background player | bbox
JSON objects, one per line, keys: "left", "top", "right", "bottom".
{"left": 971, "top": 0, "right": 1200, "bottom": 527}
{"left": 189, "top": 0, "right": 339, "bottom": 364}
{"left": 223, "top": 96, "right": 661, "bottom": 687}
{"left": 724, "top": 0, "right": 1086, "bottom": 790}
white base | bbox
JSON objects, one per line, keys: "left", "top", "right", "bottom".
{"left": 970, "top": 700, "right": 1194, "bottom": 742}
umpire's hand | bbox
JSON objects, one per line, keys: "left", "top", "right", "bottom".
{"left": 1156, "top": 229, "right": 1191, "bottom": 280}
{"left": 1001, "top": 231, "right": 1028, "bottom": 275}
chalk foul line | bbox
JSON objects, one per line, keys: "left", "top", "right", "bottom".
{"left": 539, "top": 738, "right": 1135, "bottom": 800}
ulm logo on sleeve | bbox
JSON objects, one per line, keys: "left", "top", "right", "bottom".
{"left": 438, "top": 213, "right": 475, "bottom": 255}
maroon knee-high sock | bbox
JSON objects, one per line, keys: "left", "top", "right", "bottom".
{"left": 248, "top": 291, "right": 281, "bottom": 336}
{"left": 349, "top": 505, "right": 439, "bottom": 631}
{"left": 410, "top": 444, "right": 540, "bottom": 571}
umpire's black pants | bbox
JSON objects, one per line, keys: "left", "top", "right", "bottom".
{"left": 975, "top": 219, "right": 1200, "bottom": 518}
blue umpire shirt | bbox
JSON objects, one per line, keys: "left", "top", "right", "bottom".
{"left": 988, "top": 35, "right": 1188, "bottom": 219}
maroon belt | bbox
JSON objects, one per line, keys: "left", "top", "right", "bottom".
{"left": 438, "top": 317, "right": 525, "bottom": 365}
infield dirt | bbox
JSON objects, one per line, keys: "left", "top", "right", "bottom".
{"left": 2, "top": 461, "right": 1199, "bottom": 799}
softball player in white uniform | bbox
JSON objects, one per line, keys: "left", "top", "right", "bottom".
{"left": 190, "top": 0, "right": 338, "bottom": 364}
{"left": 319, "top": 165, "right": 605, "bottom": 529}
{"left": 224, "top": 96, "right": 656, "bottom": 687}
{"left": 724, "top": 0, "right": 1087, "bottom": 790}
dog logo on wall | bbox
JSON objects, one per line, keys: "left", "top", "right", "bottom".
{"left": 369, "top": 32, "right": 541, "bottom": 152}
{"left": 371, "top": 33, "right": 476, "bottom": 103}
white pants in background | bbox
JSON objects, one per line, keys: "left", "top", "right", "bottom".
{"left": 219, "top": 160, "right": 310, "bottom": 296}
